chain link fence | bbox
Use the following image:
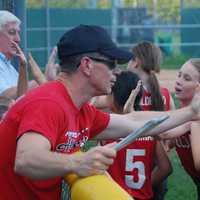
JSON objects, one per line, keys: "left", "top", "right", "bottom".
{"left": 1, "top": 0, "right": 200, "bottom": 68}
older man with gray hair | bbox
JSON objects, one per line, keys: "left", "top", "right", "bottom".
{"left": 0, "top": 10, "right": 28, "bottom": 98}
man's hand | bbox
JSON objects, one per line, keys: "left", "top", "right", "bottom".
{"left": 71, "top": 143, "right": 116, "bottom": 177}
{"left": 12, "top": 41, "right": 27, "bottom": 66}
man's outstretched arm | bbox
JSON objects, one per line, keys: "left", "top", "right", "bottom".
{"left": 97, "top": 89, "right": 200, "bottom": 140}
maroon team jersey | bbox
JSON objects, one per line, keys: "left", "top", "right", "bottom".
{"left": 141, "top": 87, "right": 170, "bottom": 111}
{"left": 176, "top": 132, "right": 200, "bottom": 179}
{"left": 107, "top": 87, "right": 171, "bottom": 199}
{"left": 108, "top": 137, "right": 156, "bottom": 199}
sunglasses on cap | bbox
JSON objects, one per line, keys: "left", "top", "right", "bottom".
{"left": 89, "top": 57, "right": 117, "bottom": 70}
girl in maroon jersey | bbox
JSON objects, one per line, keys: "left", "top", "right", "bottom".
{"left": 127, "top": 41, "right": 175, "bottom": 200}
{"left": 154, "top": 58, "right": 200, "bottom": 199}
{"left": 107, "top": 70, "right": 172, "bottom": 200}
{"left": 171, "top": 59, "right": 200, "bottom": 200}
{"left": 127, "top": 41, "right": 175, "bottom": 111}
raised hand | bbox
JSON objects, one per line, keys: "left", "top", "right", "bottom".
{"left": 123, "top": 80, "right": 142, "bottom": 113}
{"left": 28, "top": 53, "right": 47, "bottom": 85}
{"left": 45, "top": 46, "right": 59, "bottom": 81}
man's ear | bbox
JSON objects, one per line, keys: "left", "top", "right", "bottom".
{"left": 129, "top": 58, "right": 141, "bottom": 69}
{"left": 79, "top": 57, "right": 93, "bottom": 77}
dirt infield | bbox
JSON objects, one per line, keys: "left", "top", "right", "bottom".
{"left": 157, "top": 70, "right": 178, "bottom": 92}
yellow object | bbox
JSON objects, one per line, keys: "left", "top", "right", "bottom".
{"left": 64, "top": 172, "right": 133, "bottom": 200}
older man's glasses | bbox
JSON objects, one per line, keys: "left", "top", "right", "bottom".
{"left": 89, "top": 57, "right": 116, "bottom": 70}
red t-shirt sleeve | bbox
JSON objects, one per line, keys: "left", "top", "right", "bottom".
{"left": 88, "top": 105, "right": 110, "bottom": 138}
{"left": 17, "top": 99, "right": 65, "bottom": 149}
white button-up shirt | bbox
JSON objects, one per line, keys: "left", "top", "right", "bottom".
{"left": 0, "top": 52, "right": 19, "bottom": 94}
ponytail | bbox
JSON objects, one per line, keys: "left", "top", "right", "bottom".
{"left": 148, "top": 71, "right": 165, "bottom": 111}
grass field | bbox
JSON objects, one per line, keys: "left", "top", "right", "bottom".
{"left": 166, "top": 150, "right": 196, "bottom": 200}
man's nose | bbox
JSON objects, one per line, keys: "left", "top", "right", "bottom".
{"left": 14, "top": 32, "right": 20, "bottom": 44}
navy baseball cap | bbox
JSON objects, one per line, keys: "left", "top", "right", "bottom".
{"left": 57, "top": 24, "right": 134, "bottom": 64}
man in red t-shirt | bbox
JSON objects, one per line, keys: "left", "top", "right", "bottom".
{"left": 0, "top": 25, "right": 200, "bottom": 200}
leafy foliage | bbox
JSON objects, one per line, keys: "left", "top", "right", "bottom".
{"left": 26, "top": 0, "right": 111, "bottom": 8}
{"left": 26, "top": 0, "right": 200, "bottom": 23}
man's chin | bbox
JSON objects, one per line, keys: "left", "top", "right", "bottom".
{"left": 95, "top": 91, "right": 110, "bottom": 97}
{"left": 104, "top": 89, "right": 112, "bottom": 95}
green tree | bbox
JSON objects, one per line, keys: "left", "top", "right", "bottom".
{"left": 26, "top": 0, "right": 112, "bottom": 8}
{"left": 122, "top": 0, "right": 180, "bottom": 23}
